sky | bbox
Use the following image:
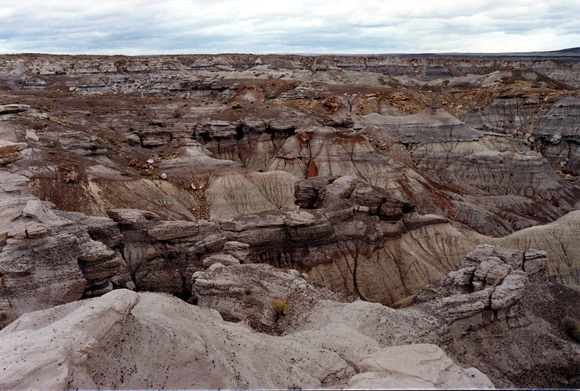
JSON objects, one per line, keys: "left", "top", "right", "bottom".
{"left": 0, "top": 0, "right": 578, "bottom": 55}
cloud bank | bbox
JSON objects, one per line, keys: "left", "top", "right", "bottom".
{"left": 1, "top": 0, "right": 578, "bottom": 55}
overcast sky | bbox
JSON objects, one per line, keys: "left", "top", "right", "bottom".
{"left": 0, "top": 0, "right": 578, "bottom": 55}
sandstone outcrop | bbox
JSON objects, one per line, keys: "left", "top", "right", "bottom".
{"left": 414, "top": 244, "right": 546, "bottom": 321}
{"left": 364, "top": 107, "right": 580, "bottom": 236}
{"left": 1, "top": 53, "right": 577, "bottom": 237}
{"left": 0, "top": 104, "right": 30, "bottom": 115}
{"left": 0, "top": 166, "right": 126, "bottom": 325}
{"left": 188, "top": 243, "right": 580, "bottom": 387}
{"left": 0, "top": 289, "right": 494, "bottom": 390}
{"left": 411, "top": 244, "right": 580, "bottom": 388}
{"left": 1, "top": 52, "right": 580, "bottom": 389}
{"left": 345, "top": 344, "right": 494, "bottom": 389}
{"left": 2, "top": 244, "right": 578, "bottom": 389}
{"left": 3, "top": 170, "right": 580, "bottom": 327}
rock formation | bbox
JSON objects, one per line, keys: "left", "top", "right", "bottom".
{"left": 364, "top": 107, "right": 579, "bottom": 236}
{"left": 413, "top": 245, "right": 580, "bottom": 388}
{"left": 3, "top": 170, "right": 580, "bottom": 326}
{"left": 0, "top": 289, "right": 495, "bottom": 390}
{"left": 1, "top": 245, "right": 578, "bottom": 389}
{"left": 1, "top": 52, "right": 580, "bottom": 389}
{"left": 0, "top": 53, "right": 577, "bottom": 232}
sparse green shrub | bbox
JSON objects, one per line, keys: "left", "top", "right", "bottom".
{"left": 232, "top": 102, "right": 243, "bottom": 109}
{"left": 562, "top": 316, "right": 580, "bottom": 343}
{"left": 270, "top": 298, "right": 288, "bottom": 316}
{"left": 243, "top": 286, "right": 253, "bottom": 295}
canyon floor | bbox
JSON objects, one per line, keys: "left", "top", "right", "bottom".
{"left": 1, "top": 52, "right": 580, "bottom": 389}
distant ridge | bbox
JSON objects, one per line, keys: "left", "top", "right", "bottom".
{"left": 271, "top": 48, "right": 580, "bottom": 62}
{"left": 7, "top": 48, "right": 580, "bottom": 62}
{"left": 376, "top": 47, "right": 580, "bottom": 62}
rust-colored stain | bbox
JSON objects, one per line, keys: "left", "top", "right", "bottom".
{"left": 306, "top": 160, "right": 318, "bottom": 178}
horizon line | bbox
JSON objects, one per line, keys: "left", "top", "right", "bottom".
{"left": 1, "top": 47, "right": 579, "bottom": 58}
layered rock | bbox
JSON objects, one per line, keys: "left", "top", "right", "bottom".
{"left": 1, "top": 54, "right": 578, "bottom": 94}
{"left": 534, "top": 95, "right": 580, "bottom": 175}
{"left": 4, "top": 168, "right": 580, "bottom": 328}
{"left": 3, "top": 165, "right": 580, "bottom": 328}
{"left": 99, "top": 176, "right": 469, "bottom": 306}
{"left": 0, "top": 289, "right": 494, "bottom": 390}
{"left": 0, "top": 165, "right": 127, "bottom": 325}
{"left": 1, "top": 54, "right": 579, "bottom": 382}
{"left": 412, "top": 244, "right": 580, "bottom": 388}
{"left": 4, "top": 243, "right": 576, "bottom": 388}
{"left": 365, "top": 107, "right": 484, "bottom": 143}
{"left": 264, "top": 124, "right": 472, "bottom": 223}
{"left": 414, "top": 244, "right": 546, "bottom": 322}
{"left": 364, "top": 107, "right": 580, "bottom": 236}
{"left": 496, "top": 211, "right": 580, "bottom": 287}
{"left": 192, "top": 263, "right": 350, "bottom": 330}
{"left": 1, "top": 53, "right": 577, "bottom": 242}
{"left": 464, "top": 91, "right": 580, "bottom": 176}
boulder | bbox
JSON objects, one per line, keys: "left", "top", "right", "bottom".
{"left": 346, "top": 344, "right": 494, "bottom": 389}
{"left": 414, "top": 245, "right": 543, "bottom": 320}
{"left": 202, "top": 253, "right": 240, "bottom": 267}
{"left": 22, "top": 200, "right": 70, "bottom": 227}
{"left": 78, "top": 239, "right": 115, "bottom": 261}
{"left": 0, "top": 140, "right": 27, "bottom": 165}
{"left": 146, "top": 221, "right": 200, "bottom": 240}
{"left": 294, "top": 176, "right": 334, "bottom": 208}
{"left": 0, "top": 104, "right": 30, "bottom": 114}
{"left": 223, "top": 241, "right": 250, "bottom": 262}
{"left": 106, "top": 209, "right": 160, "bottom": 226}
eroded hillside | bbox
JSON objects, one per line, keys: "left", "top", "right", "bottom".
{"left": 1, "top": 53, "right": 580, "bottom": 388}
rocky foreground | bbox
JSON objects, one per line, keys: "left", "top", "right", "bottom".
{"left": 1, "top": 53, "right": 580, "bottom": 389}
{"left": 1, "top": 245, "right": 579, "bottom": 389}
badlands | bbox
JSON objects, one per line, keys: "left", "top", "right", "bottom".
{"left": 0, "top": 50, "right": 580, "bottom": 388}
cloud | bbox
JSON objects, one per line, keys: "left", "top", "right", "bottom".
{"left": 0, "top": 0, "right": 578, "bottom": 54}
